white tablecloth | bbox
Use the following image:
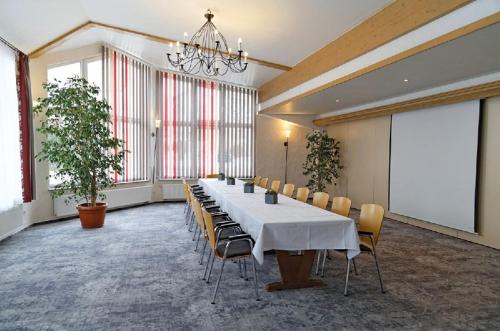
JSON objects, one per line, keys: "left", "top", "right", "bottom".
{"left": 199, "top": 178, "right": 360, "bottom": 264}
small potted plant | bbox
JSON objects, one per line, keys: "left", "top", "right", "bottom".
{"left": 244, "top": 182, "right": 254, "bottom": 193}
{"left": 265, "top": 189, "right": 278, "bottom": 204}
{"left": 226, "top": 176, "right": 235, "bottom": 185}
{"left": 34, "top": 77, "right": 125, "bottom": 229}
{"left": 218, "top": 173, "right": 225, "bottom": 181}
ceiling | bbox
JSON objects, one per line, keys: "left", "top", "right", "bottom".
{"left": 262, "top": 23, "right": 500, "bottom": 116}
{"left": 0, "top": 0, "right": 392, "bottom": 87}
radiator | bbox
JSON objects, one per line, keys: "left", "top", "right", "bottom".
{"left": 53, "top": 186, "right": 153, "bottom": 217}
{"left": 162, "top": 184, "right": 185, "bottom": 201}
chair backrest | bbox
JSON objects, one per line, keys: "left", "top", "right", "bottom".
{"left": 296, "top": 187, "right": 309, "bottom": 203}
{"left": 270, "top": 180, "right": 280, "bottom": 192}
{"left": 282, "top": 183, "right": 295, "bottom": 198}
{"left": 359, "top": 204, "right": 385, "bottom": 245}
{"left": 191, "top": 193, "right": 205, "bottom": 232}
{"left": 312, "top": 192, "right": 329, "bottom": 209}
{"left": 201, "top": 207, "right": 217, "bottom": 250}
{"left": 260, "top": 177, "right": 269, "bottom": 188}
{"left": 254, "top": 176, "right": 261, "bottom": 185}
{"left": 331, "top": 197, "right": 351, "bottom": 217}
{"left": 206, "top": 174, "right": 218, "bottom": 178}
{"left": 183, "top": 183, "right": 190, "bottom": 202}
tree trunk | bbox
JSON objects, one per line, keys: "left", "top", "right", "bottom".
{"left": 90, "top": 172, "right": 97, "bottom": 207}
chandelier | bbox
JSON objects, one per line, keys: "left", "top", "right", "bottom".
{"left": 166, "top": 9, "right": 248, "bottom": 76}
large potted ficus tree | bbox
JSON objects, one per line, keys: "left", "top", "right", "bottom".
{"left": 34, "top": 77, "right": 125, "bottom": 229}
{"left": 302, "top": 130, "right": 342, "bottom": 193}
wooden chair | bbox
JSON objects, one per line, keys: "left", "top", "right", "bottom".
{"left": 270, "top": 180, "right": 280, "bottom": 192}
{"left": 202, "top": 207, "right": 260, "bottom": 304}
{"left": 331, "top": 197, "right": 352, "bottom": 217}
{"left": 282, "top": 183, "right": 295, "bottom": 198}
{"left": 316, "top": 197, "right": 352, "bottom": 275}
{"left": 344, "top": 204, "right": 385, "bottom": 296}
{"left": 312, "top": 192, "right": 329, "bottom": 209}
{"left": 296, "top": 187, "right": 309, "bottom": 203}
{"left": 259, "top": 177, "right": 269, "bottom": 189}
{"left": 207, "top": 174, "right": 219, "bottom": 178}
{"left": 254, "top": 176, "right": 261, "bottom": 186}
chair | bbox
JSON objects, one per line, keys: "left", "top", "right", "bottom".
{"left": 254, "top": 176, "right": 261, "bottom": 186}
{"left": 296, "top": 187, "right": 309, "bottom": 203}
{"left": 282, "top": 183, "right": 295, "bottom": 198}
{"left": 316, "top": 197, "right": 352, "bottom": 275}
{"left": 207, "top": 174, "right": 219, "bottom": 178}
{"left": 344, "top": 203, "right": 385, "bottom": 296}
{"left": 312, "top": 192, "right": 329, "bottom": 209}
{"left": 331, "top": 197, "right": 352, "bottom": 217}
{"left": 259, "top": 177, "right": 269, "bottom": 189}
{"left": 201, "top": 207, "right": 260, "bottom": 304}
{"left": 270, "top": 180, "right": 280, "bottom": 192}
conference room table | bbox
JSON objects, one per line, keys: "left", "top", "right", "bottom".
{"left": 199, "top": 178, "right": 361, "bottom": 291}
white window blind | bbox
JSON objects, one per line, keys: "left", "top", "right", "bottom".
{"left": 156, "top": 71, "right": 256, "bottom": 179}
{"left": 0, "top": 42, "right": 23, "bottom": 212}
{"left": 103, "top": 47, "right": 151, "bottom": 183}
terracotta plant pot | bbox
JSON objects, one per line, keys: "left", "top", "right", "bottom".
{"left": 77, "top": 202, "right": 108, "bottom": 229}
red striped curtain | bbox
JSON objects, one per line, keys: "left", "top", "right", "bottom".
{"left": 16, "top": 52, "right": 35, "bottom": 202}
{"left": 103, "top": 47, "right": 150, "bottom": 183}
{"left": 156, "top": 71, "right": 256, "bottom": 179}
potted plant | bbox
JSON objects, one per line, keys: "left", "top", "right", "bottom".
{"left": 226, "top": 176, "right": 235, "bottom": 185}
{"left": 244, "top": 182, "right": 254, "bottom": 193}
{"left": 302, "top": 130, "right": 342, "bottom": 193}
{"left": 218, "top": 173, "right": 225, "bottom": 181}
{"left": 33, "top": 77, "right": 125, "bottom": 229}
{"left": 265, "top": 189, "right": 278, "bottom": 204}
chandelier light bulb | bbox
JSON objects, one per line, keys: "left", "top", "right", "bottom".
{"left": 238, "top": 37, "right": 242, "bottom": 51}
{"left": 244, "top": 52, "right": 248, "bottom": 63}
{"left": 228, "top": 48, "right": 232, "bottom": 54}
{"left": 169, "top": 42, "right": 173, "bottom": 48}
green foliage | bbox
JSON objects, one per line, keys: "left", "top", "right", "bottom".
{"left": 302, "top": 130, "right": 342, "bottom": 193}
{"left": 33, "top": 77, "right": 125, "bottom": 206}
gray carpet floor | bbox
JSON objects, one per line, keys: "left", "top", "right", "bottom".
{"left": 0, "top": 202, "right": 499, "bottom": 331}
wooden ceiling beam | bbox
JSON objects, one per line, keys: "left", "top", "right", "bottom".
{"left": 258, "top": 0, "right": 473, "bottom": 102}
{"left": 313, "top": 80, "right": 500, "bottom": 126}
{"left": 28, "top": 21, "right": 292, "bottom": 71}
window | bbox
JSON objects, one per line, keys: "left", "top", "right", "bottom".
{"left": 0, "top": 42, "right": 23, "bottom": 212}
{"left": 157, "top": 71, "right": 256, "bottom": 179}
{"left": 47, "top": 57, "right": 102, "bottom": 187}
{"left": 103, "top": 47, "right": 150, "bottom": 183}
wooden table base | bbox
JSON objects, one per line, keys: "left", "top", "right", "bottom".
{"left": 265, "top": 250, "right": 326, "bottom": 291}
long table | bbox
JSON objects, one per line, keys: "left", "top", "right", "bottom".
{"left": 199, "top": 178, "right": 360, "bottom": 290}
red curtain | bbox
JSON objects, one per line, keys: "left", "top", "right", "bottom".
{"left": 16, "top": 52, "right": 34, "bottom": 202}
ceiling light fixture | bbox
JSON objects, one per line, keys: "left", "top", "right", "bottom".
{"left": 166, "top": 9, "right": 248, "bottom": 76}
{"left": 404, "top": 78, "right": 409, "bottom": 82}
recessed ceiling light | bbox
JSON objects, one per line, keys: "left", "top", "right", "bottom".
{"left": 335, "top": 99, "right": 340, "bottom": 103}
{"left": 403, "top": 78, "right": 409, "bottom": 82}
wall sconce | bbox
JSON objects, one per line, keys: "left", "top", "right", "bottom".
{"left": 284, "top": 130, "right": 291, "bottom": 183}
{"left": 155, "top": 119, "right": 161, "bottom": 129}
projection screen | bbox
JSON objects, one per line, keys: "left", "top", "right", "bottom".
{"left": 389, "top": 100, "right": 480, "bottom": 233}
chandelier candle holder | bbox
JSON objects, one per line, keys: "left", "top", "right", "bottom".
{"left": 166, "top": 9, "right": 248, "bottom": 76}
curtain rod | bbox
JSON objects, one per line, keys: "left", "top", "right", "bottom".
{"left": 0, "top": 35, "right": 20, "bottom": 53}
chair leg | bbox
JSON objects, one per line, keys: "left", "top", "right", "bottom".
{"left": 238, "top": 259, "right": 243, "bottom": 278}
{"left": 199, "top": 240, "right": 207, "bottom": 265}
{"left": 372, "top": 248, "right": 385, "bottom": 293}
{"left": 315, "top": 250, "right": 322, "bottom": 275}
{"left": 251, "top": 255, "right": 260, "bottom": 301}
{"left": 188, "top": 213, "right": 195, "bottom": 232}
{"left": 194, "top": 231, "right": 201, "bottom": 252}
{"left": 211, "top": 258, "right": 226, "bottom": 304}
{"left": 206, "top": 253, "right": 216, "bottom": 283}
{"left": 192, "top": 223, "right": 199, "bottom": 241}
{"left": 202, "top": 250, "right": 212, "bottom": 280}
{"left": 243, "top": 258, "right": 248, "bottom": 281}
{"left": 352, "top": 258, "right": 358, "bottom": 275}
{"left": 344, "top": 258, "right": 351, "bottom": 296}
{"left": 321, "top": 249, "right": 327, "bottom": 277}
